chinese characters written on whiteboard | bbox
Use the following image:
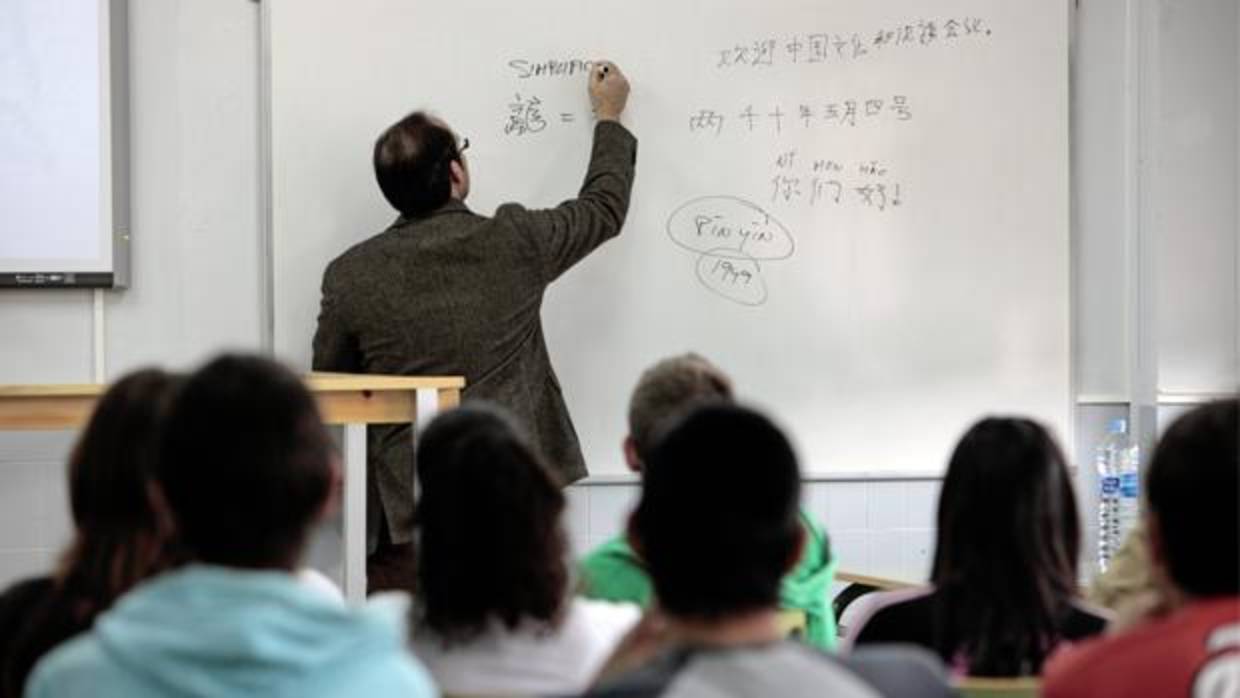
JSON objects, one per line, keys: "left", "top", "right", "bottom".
{"left": 713, "top": 16, "right": 992, "bottom": 68}
{"left": 769, "top": 152, "right": 903, "bottom": 212}
{"left": 688, "top": 95, "right": 912, "bottom": 137}
{"left": 495, "top": 16, "right": 994, "bottom": 305}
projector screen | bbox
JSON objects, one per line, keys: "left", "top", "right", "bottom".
{"left": 0, "top": 0, "right": 129, "bottom": 288}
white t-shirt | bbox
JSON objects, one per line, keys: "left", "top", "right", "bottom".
{"left": 411, "top": 598, "right": 641, "bottom": 695}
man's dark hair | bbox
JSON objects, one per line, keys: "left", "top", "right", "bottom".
{"left": 930, "top": 417, "right": 1080, "bottom": 676}
{"left": 156, "top": 354, "right": 333, "bottom": 569}
{"left": 627, "top": 353, "right": 734, "bottom": 462}
{"left": 414, "top": 404, "right": 568, "bottom": 645}
{"left": 1147, "top": 398, "right": 1239, "bottom": 598}
{"left": 373, "top": 111, "right": 461, "bottom": 217}
{"left": 630, "top": 404, "right": 801, "bottom": 619}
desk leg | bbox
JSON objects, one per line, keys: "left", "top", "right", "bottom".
{"left": 415, "top": 387, "right": 457, "bottom": 429}
{"left": 410, "top": 386, "right": 459, "bottom": 458}
{"left": 342, "top": 422, "right": 366, "bottom": 603}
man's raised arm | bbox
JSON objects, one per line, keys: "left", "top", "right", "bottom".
{"left": 504, "top": 60, "right": 637, "bottom": 284}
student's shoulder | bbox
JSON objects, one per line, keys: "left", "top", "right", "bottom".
{"left": 582, "top": 536, "right": 640, "bottom": 568}
{"left": 838, "top": 644, "right": 954, "bottom": 698}
{"left": 850, "top": 586, "right": 935, "bottom": 643}
{"left": 574, "top": 596, "right": 643, "bottom": 622}
{"left": 579, "top": 537, "right": 652, "bottom": 605}
{"left": 0, "top": 576, "right": 54, "bottom": 611}
{"left": 1041, "top": 632, "right": 1133, "bottom": 698}
{"left": 567, "top": 597, "right": 643, "bottom": 643}
{"left": 344, "top": 595, "right": 436, "bottom": 696}
{"left": 797, "top": 509, "right": 827, "bottom": 539}
{"left": 358, "top": 652, "right": 438, "bottom": 697}
{"left": 1064, "top": 600, "right": 1112, "bottom": 638}
{"left": 1043, "top": 609, "right": 1198, "bottom": 698}
{"left": 0, "top": 576, "right": 54, "bottom": 627}
{"left": 581, "top": 537, "right": 643, "bottom": 581}
{"left": 23, "top": 632, "right": 116, "bottom": 698}
{"left": 580, "top": 648, "right": 695, "bottom": 698}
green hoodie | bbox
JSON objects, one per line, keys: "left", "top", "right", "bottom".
{"left": 579, "top": 511, "right": 838, "bottom": 650}
{"left": 26, "top": 565, "right": 436, "bottom": 698}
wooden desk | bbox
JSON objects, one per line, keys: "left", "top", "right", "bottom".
{"left": 0, "top": 372, "right": 464, "bottom": 602}
{"left": 836, "top": 570, "right": 916, "bottom": 590}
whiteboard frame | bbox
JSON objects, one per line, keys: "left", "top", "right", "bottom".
{"left": 0, "top": 0, "right": 130, "bottom": 289}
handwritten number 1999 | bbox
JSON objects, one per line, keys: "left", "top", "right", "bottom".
{"left": 711, "top": 259, "right": 754, "bottom": 286}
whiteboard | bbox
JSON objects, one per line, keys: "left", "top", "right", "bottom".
{"left": 268, "top": 0, "right": 1070, "bottom": 476}
{"left": 0, "top": 0, "right": 128, "bottom": 288}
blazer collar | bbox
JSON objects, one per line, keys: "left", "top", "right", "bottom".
{"left": 394, "top": 199, "right": 472, "bottom": 227}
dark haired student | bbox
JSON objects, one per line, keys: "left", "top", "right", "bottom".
{"left": 0, "top": 370, "right": 181, "bottom": 698}
{"left": 1044, "top": 398, "right": 1240, "bottom": 698}
{"left": 26, "top": 355, "right": 433, "bottom": 698}
{"left": 579, "top": 353, "right": 840, "bottom": 650}
{"left": 848, "top": 417, "right": 1108, "bottom": 676}
{"left": 582, "top": 405, "right": 952, "bottom": 698}
{"left": 313, "top": 60, "right": 636, "bottom": 591}
{"left": 410, "top": 405, "right": 638, "bottom": 695}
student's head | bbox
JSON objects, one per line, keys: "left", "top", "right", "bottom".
{"left": 625, "top": 353, "right": 733, "bottom": 470}
{"left": 1146, "top": 398, "right": 1239, "bottom": 599}
{"left": 414, "top": 404, "right": 568, "bottom": 644}
{"left": 374, "top": 111, "right": 469, "bottom": 217}
{"left": 930, "top": 417, "right": 1079, "bottom": 675}
{"left": 155, "top": 354, "right": 336, "bottom": 570}
{"left": 59, "top": 368, "right": 182, "bottom": 606}
{"left": 629, "top": 404, "right": 802, "bottom": 621}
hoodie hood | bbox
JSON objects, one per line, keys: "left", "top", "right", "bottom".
{"left": 780, "top": 512, "right": 839, "bottom": 650}
{"left": 91, "top": 565, "right": 414, "bottom": 697}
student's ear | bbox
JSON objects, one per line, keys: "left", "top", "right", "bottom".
{"left": 784, "top": 522, "right": 807, "bottom": 575}
{"left": 622, "top": 436, "right": 643, "bottom": 473}
{"left": 145, "top": 481, "right": 176, "bottom": 539}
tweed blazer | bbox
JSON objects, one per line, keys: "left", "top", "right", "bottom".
{"left": 312, "top": 121, "right": 637, "bottom": 547}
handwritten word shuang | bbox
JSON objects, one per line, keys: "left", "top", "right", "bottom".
{"left": 503, "top": 94, "right": 582, "bottom": 136}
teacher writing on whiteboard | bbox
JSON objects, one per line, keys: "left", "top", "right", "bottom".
{"left": 312, "top": 61, "right": 635, "bottom": 591}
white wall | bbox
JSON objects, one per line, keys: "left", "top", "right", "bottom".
{"left": 0, "top": 0, "right": 1236, "bottom": 587}
{"left": 0, "top": 0, "right": 264, "bottom": 584}
{"left": 1153, "top": 0, "right": 1239, "bottom": 394}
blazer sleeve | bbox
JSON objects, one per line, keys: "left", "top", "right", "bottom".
{"left": 312, "top": 263, "right": 363, "bottom": 372}
{"left": 501, "top": 120, "right": 638, "bottom": 284}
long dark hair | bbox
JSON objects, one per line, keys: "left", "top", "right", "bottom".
{"left": 56, "top": 368, "right": 183, "bottom": 618}
{"left": 414, "top": 405, "right": 569, "bottom": 645}
{"left": 930, "top": 417, "right": 1080, "bottom": 676}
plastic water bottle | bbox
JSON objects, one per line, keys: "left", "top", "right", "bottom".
{"left": 1096, "top": 418, "right": 1140, "bottom": 573}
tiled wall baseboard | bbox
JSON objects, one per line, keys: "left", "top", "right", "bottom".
{"left": 566, "top": 478, "right": 942, "bottom": 585}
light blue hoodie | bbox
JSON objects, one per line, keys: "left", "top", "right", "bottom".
{"left": 25, "top": 565, "right": 436, "bottom": 698}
